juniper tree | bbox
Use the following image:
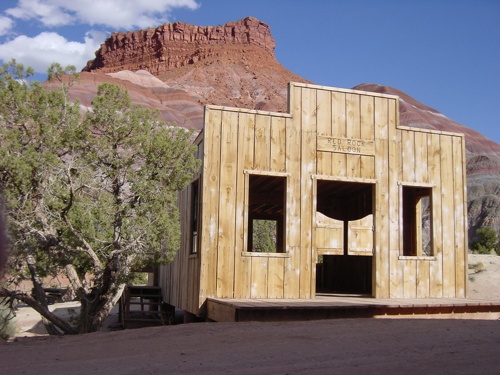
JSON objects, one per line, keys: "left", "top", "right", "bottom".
{"left": 0, "top": 60, "right": 200, "bottom": 333}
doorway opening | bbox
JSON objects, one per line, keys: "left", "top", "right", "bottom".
{"left": 316, "top": 255, "right": 372, "bottom": 294}
{"left": 315, "top": 180, "right": 374, "bottom": 295}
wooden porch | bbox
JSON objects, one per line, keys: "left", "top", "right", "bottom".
{"left": 206, "top": 295, "right": 500, "bottom": 322}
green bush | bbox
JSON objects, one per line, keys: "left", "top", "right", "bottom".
{"left": 470, "top": 227, "right": 500, "bottom": 255}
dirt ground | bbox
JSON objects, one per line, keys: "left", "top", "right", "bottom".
{"left": 1, "top": 254, "right": 499, "bottom": 374}
{"left": 1, "top": 318, "right": 499, "bottom": 374}
{"left": 468, "top": 254, "right": 500, "bottom": 300}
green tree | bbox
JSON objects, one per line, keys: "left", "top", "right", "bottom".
{"left": 470, "top": 227, "right": 500, "bottom": 255}
{"left": 0, "top": 60, "right": 201, "bottom": 333}
{"left": 252, "top": 219, "right": 277, "bottom": 252}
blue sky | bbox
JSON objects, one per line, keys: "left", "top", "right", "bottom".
{"left": 0, "top": 0, "right": 498, "bottom": 144}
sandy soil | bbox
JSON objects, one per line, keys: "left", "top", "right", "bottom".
{"left": 1, "top": 254, "right": 499, "bottom": 374}
{"left": 1, "top": 318, "right": 499, "bottom": 374}
{"left": 468, "top": 254, "right": 500, "bottom": 300}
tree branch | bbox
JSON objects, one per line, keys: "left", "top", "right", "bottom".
{"left": 65, "top": 263, "right": 90, "bottom": 298}
{"left": 61, "top": 167, "right": 103, "bottom": 272}
{"left": 0, "top": 288, "right": 77, "bottom": 335}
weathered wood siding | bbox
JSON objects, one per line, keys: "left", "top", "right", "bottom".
{"left": 199, "top": 107, "right": 296, "bottom": 306}
{"left": 159, "top": 134, "right": 203, "bottom": 314}
{"left": 159, "top": 82, "right": 468, "bottom": 316}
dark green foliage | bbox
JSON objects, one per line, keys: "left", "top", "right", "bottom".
{"left": 252, "top": 219, "right": 277, "bottom": 252}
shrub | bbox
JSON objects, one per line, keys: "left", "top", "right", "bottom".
{"left": 0, "top": 301, "right": 16, "bottom": 340}
{"left": 470, "top": 227, "right": 500, "bottom": 255}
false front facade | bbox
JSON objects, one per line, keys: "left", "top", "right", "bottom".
{"left": 159, "top": 82, "right": 468, "bottom": 318}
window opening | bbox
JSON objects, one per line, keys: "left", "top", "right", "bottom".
{"left": 402, "top": 186, "right": 433, "bottom": 256}
{"left": 190, "top": 180, "right": 199, "bottom": 254}
{"left": 247, "top": 174, "right": 286, "bottom": 253}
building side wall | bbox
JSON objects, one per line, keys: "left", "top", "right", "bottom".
{"left": 159, "top": 137, "right": 203, "bottom": 314}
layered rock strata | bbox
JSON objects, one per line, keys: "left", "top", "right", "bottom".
{"left": 83, "top": 17, "right": 276, "bottom": 74}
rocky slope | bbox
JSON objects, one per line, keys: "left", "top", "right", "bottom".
{"left": 47, "top": 17, "right": 500, "bottom": 240}
{"left": 71, "top": 16, "right": 308, "bottom": 130}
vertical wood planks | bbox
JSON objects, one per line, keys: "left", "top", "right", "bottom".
{"left": 268, "top": 257, "right": 285, "bottom": 298}
{"left": 216, "top": 110, "right": 238, "bottom": 298}
{"left": 414, "top": 132, "right": 428, "bottom": 183}
{"left": 403, "top": 259, "right": 417, "bottom": 298}
{"left": 251, "top": 257, "right": 268, "bottom": 298}
{"left": 440, "top": 135, "right": 456, "bottom": 297}
{"left": 271, "top": 117, "right": 287, "bottom": 173}
{"left": 416, "top": 260, "right": 430, "bottom": 298}
{"left": 408, "top": 130, "right": 431, "bottom": 297}
{"left": 401, "top": 130, "right": 415, "bottom": 182}
{"left": 453, "top": 136, "right": 466, "bottom": 297}
{"left": 179, "top": 190, "right": 190, "bottom": 308}
{"left": 254, "top": 115, "right": 271, "bottom": 170}
{"left": 299, "top": 87, "right": 316, "bottom": 298}
{"left": 284, "top": 110, "right": 301, "bottom": 297}
{"left": 347, "top": 215, "right": 374, "bottom": 254}
{"left": 200, "top": 108, "right": 222, "bottom": 302}
{"left": 360, "top": 95, "right": 375, "bottom": 179}
{"left": 388, "top": 98, "right": 403, "bottom": 297}
{"left": 460, "top": 135, "right": 469, "bottom": 298}
{"left": 316, "top": 89, "right": 332, "bottom": 175}
{"left": 429, "top": 132, "right": 443, "bottom": 297}
{"left": 233, "top": 112, "right": 254, "bottom": 298}
{"left": 331, "top": 91, "right": 347, "bottom": 176}
{"left": 373, "top": 96, "right": 390, "bottom": 298}
{"left": 188, "top": 257, "right": 200, "bottom": 313}
{"left": 346, "top": 93, "right": 361, "bottom": 178}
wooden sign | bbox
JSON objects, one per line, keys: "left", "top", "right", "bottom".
{"left": 317, "top": 136, "right": 375, "bottom": 156}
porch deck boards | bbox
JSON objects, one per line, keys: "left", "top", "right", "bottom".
{"left": 206, "top": 295, "right": 500, "bottom": 322}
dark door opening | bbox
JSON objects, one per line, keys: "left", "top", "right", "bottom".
{"left": 316, "top": 255, "right": 372, "bottom": 294}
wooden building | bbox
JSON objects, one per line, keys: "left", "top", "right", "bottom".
{"left": 159, "top": 82, "right": 468, "bottom": 319}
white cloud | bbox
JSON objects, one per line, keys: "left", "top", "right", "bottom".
{"left": 0, "top": 30, "right": 105, "bottom": 72}
{"left": 6, "top": 0, "right": 72, "bottom": 27}
{"left": 0, "top": 16, "right": 14, "bottom": 36}
{"left": 5, "top": 0, "right": 199, "bottom": 29}
{"left": 0, "top": 0, "right": 200, "bottom": 73}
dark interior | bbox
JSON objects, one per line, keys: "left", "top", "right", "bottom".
{"left": 316, "top": 255, "right": 372, "bottom": 294}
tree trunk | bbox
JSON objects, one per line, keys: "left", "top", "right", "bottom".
{"left": 78, "top": 253, "right": 128, "bottom": 333}
{"left": 26, "top": 255, "right": 62, "bottom": 335}
{"left": 78, "top": 283, "right": 125, "bottom": 333}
